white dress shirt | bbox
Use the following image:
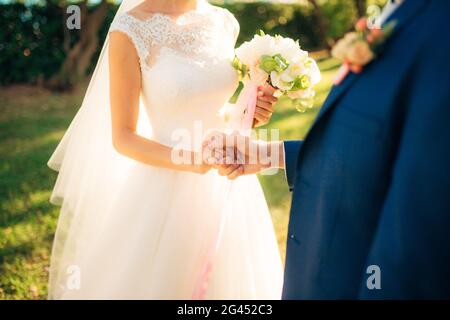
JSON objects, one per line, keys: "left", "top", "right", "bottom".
{"left": 375, "top": 0, "right": 404, "bottom": 27}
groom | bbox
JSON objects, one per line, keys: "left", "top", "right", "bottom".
{"left": 213, "top": 0, "right": 450, "bottom": 299}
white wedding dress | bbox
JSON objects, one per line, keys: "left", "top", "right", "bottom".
{"left": 47, "top": 1, "right": 282, "bottom": 299}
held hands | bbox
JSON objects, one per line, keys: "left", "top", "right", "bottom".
{"left": 201, "top": 131, "right": 284, "bottom": 180}
{"left": 206, "top": 83, "right": 279, "bottom": 178}
{"left": 191, "top": 83, "right": 278, "bottom": 177}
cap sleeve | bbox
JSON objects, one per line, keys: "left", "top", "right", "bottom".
{"left": 109, "top": 13, "right": 149, "bottom": 66}
{"left": 218, "top": 7, "right": 240, "bottom": 45}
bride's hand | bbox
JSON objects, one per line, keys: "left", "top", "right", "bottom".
{"left": 254, "top": 83, "right": 277, "bottom": 127}
{"left": 201, "top": 130, "right": 285, "bottom": 180}
{"left": 190, "top": 162, "right": 212, "bottom": 174}
{"left": 189, "top": 151, "right": 213, "bottom": 175}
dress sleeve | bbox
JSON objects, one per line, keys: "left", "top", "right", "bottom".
{"left": 109, "top": 14, "right": 148, "bottom": 66}
{"left": 220, "top": 8, "right": 240, "bottom": 45}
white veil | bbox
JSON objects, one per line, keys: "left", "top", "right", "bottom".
{"left": 48, "top": 0, "right": 145, "bottom": 203}
{"left": 47, "top": 0, "right": 146, "bottom": 298}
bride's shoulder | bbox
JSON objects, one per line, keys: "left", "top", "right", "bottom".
{"left": 208, "top": 4, "right": 238, "bottom": 23}
{"left": 109, "top": 12, "right": 139, "bottom": 34}
{"left": 208, "top": 4, "right": 240, "bottom": 40}
{"left": 109, "top": 9, "right": 159, "bottom": 31}
{"left": 109, "top": 12, "right": 151, "bottom": 66}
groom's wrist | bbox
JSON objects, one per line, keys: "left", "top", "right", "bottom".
{"left": 256, "top": 141, "right": 284, "bottom": 169}
{"left": 270, "top": 141, "right": 285, "bottom": 169}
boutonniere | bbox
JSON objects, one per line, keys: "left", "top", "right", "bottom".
{"left": 331, "top": 17, "right": 396, "bottom": 85}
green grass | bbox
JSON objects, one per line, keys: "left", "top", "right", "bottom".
{"left": 0, "top": 59, "right": 338, "bottom": 300}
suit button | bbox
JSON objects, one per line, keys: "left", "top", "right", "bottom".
{"left": 289, "top": 234, "right": 300, "bottom": 245}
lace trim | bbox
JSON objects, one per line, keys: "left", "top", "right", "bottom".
{"left": 109, "top": 9, "right": 236, "bottom": 70}
{"left": 109, "top": 14, "right": 149, "bottom": 67}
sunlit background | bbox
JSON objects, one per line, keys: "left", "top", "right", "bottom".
{"left": 0, "top": 0, "right": 387, "bottom": 299}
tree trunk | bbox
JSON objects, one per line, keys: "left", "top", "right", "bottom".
{"left": 307, "top": 0, "right": 331, "bottom": 50}
{"left": 354, "top": 0, "right": 367, "bottom": 18}
{"left": 47, "top": 0, "right": 109, "bottom": 91}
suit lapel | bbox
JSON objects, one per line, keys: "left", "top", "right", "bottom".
{"left": 314, "top": 71, "right": 358, "bottom": 121}
{"left": 309, "top": 0, "right": 428, "bottom": 131}
{"left": 383, "top": 0, "right": 428, "bottom": 31}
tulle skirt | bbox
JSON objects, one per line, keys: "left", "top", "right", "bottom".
{"left": 48, "top": 160, "right": 283, "bottom": 299}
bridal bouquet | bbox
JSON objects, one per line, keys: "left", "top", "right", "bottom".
{"left": 225, "top": 31, "right": 321, "bottom": 128}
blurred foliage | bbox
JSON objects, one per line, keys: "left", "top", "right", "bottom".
{"left": 0, "top": 3, "right": 65, "bottom": 85}
{"left": 225, "top": 2, "right": 324, "bottom": 49}
{"left": 320, "top": 0, "right": 357, "bottom": 40}
{"left": 0, "top": 1, "right": 366, "bottom": 85}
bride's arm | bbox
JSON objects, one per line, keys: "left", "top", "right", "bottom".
{"left": 108, "top": 32, "right": 210, "bottom": 174}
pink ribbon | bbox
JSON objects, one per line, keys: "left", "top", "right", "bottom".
{"left": 191, "top": 181, "right": 231, "bottom": 300}
{"left": 191, "top": 82, "right": 259, "bottom": 299}
{"left": 242, "top": 82, "right": 259, "bottom": 129}
{"left": 333, "top": 63, "right": 350, "bottom": 85}
{"left": 333, "top": 61, "right": 364, "bottom": 85}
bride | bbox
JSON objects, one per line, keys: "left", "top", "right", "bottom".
{"left": 47, "top": 0, "right": 282, "bottom": 299}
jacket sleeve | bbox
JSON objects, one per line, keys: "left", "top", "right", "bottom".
{"left": 283, "top": 140, "right": 303, "bottom": 191}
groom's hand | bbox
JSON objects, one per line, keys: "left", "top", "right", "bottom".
{"left": 202, "top": 131, "right": 285, "bottom": 180}
{"left": 254, "top": 83, "right": 277, "bottom": 127}
{"left": 216, "top": 163, "right": 267, "bottom": 180}
{"left": 213, "top": 146, "right": 270, "bottom": 180}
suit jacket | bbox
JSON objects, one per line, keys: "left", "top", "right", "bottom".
{"left": 283, "top": 0, "right": 450, "bottom": 299}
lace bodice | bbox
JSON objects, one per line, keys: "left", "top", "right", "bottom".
{"left": 108, "top": 2, "right": 240, "bottom": 151}
{"left": 110, "top": 4, "right": 239, "bottom": 69}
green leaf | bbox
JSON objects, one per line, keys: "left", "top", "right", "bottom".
{"left": 231, "top": 56, "right": 248, "bottom": 81}
{"left": 272, "top": 53, "right": 289, "bottom": 72}
{"left": 232, "top": 56, "right": 242, "bottom": 70}
{"left": 258, "top": 29, "right": 266, "bottom": 36}
{"left": 291, "top": 75, "right": 310, "bottom": 91}
{"left": 239, "top": 64, "right": 248, "bottom": 80}
{"left": 260, "top": 55, "right": 277, "bottom": 73}
{"left": 228, "top": 81, "right": 244, "bottom": 104}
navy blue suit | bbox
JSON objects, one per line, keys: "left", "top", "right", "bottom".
{"left": 283, "top": 0, "right": 450, "bottom": 299}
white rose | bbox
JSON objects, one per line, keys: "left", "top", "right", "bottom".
{"left": 305, "top": 58, "right": 321, "bottom": 86}
{"left": 235, "top": 34, "right": 277, "bottom": 66}
{"left": 286, "top": 62, "right": 306, "bottom": 79}
{"left": 275, "top": 36, "right": 307, "bottom": 62}
{"left": 270, "top": 70, "right": 294, "bottom": 91}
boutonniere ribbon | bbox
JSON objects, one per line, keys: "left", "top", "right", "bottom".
{"left": 331, "top": 17, "right": 396, "bottom": 85}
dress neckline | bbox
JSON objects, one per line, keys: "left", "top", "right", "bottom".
{"left": 124, "top": 0, "right": 209, "bottom": 25}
